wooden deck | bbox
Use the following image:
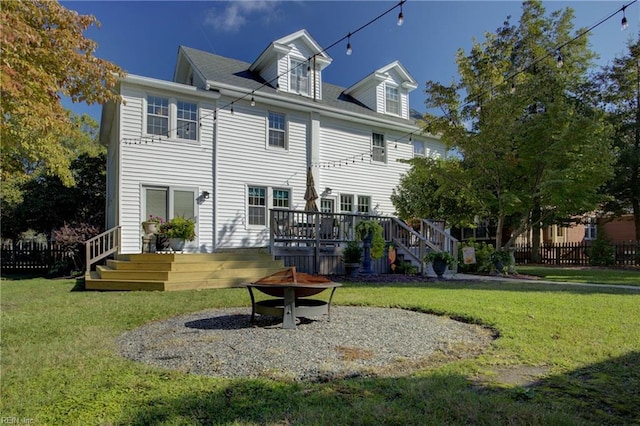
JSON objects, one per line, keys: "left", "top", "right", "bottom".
{"left": 85, "top": 250, "right": 285, "bottom": 291}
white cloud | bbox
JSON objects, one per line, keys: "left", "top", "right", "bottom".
{"left": 204, "top": 1, "right": 280, "bottom": 33}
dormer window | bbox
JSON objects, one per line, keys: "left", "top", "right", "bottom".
{"left": 290, "top": 58, "right": 309, "bottom": 96}
{"left": 385, "top": 85, "right": 400, "bottom": 115}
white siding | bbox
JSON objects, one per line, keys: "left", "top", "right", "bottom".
{"left": 214, "top": 99, "right": 308, "bottom": 248}
{"left": 117, "top": 83, "right": 215, "bottom": 253}
{"left": 317, "top": 118, "right": 414, "bottom": 216}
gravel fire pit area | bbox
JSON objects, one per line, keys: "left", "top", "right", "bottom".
{"left": 117, "top": 306, "right": 494, "bottom": 382}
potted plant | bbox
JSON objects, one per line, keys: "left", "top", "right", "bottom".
{"left": 355, "top": 220, "right": 385, "bottom": 274}
{"left": 424, "top": 251, "right": 456, "bottom": 279}
{"left": 159, "top": 216, "right": 196, "bottom": 251}
{"left": 342, "top": 240, "right": 363, "bottom": 278}
{"left": 141, "top": 215, "right": 163, "bottom": 235}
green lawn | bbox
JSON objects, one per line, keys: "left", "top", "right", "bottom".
{"left": 516, "top": 265, "right": 640, "bottom": 286}
{"left": 1, "top": 276, "right": 639, "bottom": 425}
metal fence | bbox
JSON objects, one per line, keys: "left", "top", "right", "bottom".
{"left": 1, "top": 241, "right": 73, "bottom": 273}
{"left": 513, "top": 241, "right": 640, "bottom": 266}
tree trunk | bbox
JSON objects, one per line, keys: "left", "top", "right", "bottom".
{"left": 495, "top": 215, "right": 505, "bottom": 250}
{"left": 531, "top": 201, "right": 542, "bottom": 263}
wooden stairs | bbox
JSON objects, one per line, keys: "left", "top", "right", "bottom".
{"left": 85, "top": 250, "right": 285, "bottom": 291}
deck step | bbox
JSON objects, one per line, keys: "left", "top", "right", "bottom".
{"left": 86, "top": 250, "right": 285, "bottom": 291}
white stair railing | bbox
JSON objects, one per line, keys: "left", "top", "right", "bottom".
{"left": 85, "top": 226, "right": 121, "bottom": 276}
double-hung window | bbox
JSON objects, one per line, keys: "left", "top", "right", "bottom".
{"left": 146, "top": 95, "right": 199, "bottom": 141}
{"left": 413, "top": 141, "right": 425, "bottom": 157}
{"left": 248, "top": 187, "right": 267, "bottom": 226}
{"left": 272, "top": 189, "right": 290, "bottom": 209}
{"left": 340, "top": 194, "right": 354, "bottom": 213}
{"left": 176, "top": 101, "right": 198, "bottom": 140}
{"left": 247, "top": 187, "right": 291, "bottom": 227}
{"left": 584, "top": 217, "right": 597, "bottom": 240}
{"left": 385, "top": 85, "right": 400, "bottom": 115}
{"left": 268, "top": 112, "right": 286, "bottom": 148}
{"left": 357, "top": 196, "right": 371, "bottom": 214}
{"left": 147, "top": 96, "right": 169, "bottom": 136}
{"left": 372, "top": 133, "right": 386, "bottom": 162}
{"left": 290, "top": 58, "right": 309, "bottom": 95}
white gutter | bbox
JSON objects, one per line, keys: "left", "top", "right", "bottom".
{"left": 123, "top": 74, "right": 220, "bottom": 100}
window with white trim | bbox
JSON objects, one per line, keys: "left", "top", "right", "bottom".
{"left": 147, "top": 96, "right": 169, "bottom": 136}
{"left": 385, "top": 85, "right": 400, "bottom": 115}
{"left": 144, "top": 186, "right": 196, "bottom": 224}
{"left": 321, "top": 199, "right": 335, "bottom": 213}
{"left": 372, "top": 133, "right": 386, "bottom": 162}
{"left": 272, "top": 189, "right": 290, "bottom": 208}
{"left": 268, "top": 111, "right": 286, "bottom": 148}
{"left": 176, "top": 101, "right": 198, "bottom": 140}
{"left": 290, "top": 58, "right": 309, "bottom": 95}
{"left": 146, "top": 95, "right": 199, "bottom": 141}
{"left": 413, "top": 141, "right": 425, "bottom": 157}
{"left": 248, "top": 187, "right": 267, "bottom": 226}
{"left": 357, "top": 196, "right": 371, "bottom": 214}
{"left": 340, "top": 194, "right": 354, "bottom": 213}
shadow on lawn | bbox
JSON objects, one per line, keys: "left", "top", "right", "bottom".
{"left": 341, "top": 278, "right": 640, "bottom": 295}
{"left": 118, "top": 352, "right": 639, "bottom": 425}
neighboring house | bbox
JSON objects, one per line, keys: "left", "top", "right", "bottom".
{"left": 100, "top": 29, "right": 446, "bottom": 254}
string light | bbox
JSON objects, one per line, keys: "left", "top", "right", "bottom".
{"left": 230, "top": 102, "right": 234, "bottom": 114}
{"left": 556, "top": 50, "right": 563, "bottom": 68}
{"left": 621, "top": 5, "right": 629, "bottom": 30}
{"left": 510, "top": 81, "right": 516, "bottom": 94}
{"left": 251, "top": 95, "right": 256, "bottom": 107}
{"left": 397, "top": 1, "right": 404, "bottom": 26}
{"left": 346, "top": 33, "right": 353, "bottom": 55}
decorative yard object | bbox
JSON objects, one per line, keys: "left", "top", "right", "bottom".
{"left": 424, "top": 251, "right": 456, "bottom": 279}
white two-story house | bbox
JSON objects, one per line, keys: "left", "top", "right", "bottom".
{"left": 100, "top": 29, "right": 446, "bottom": 254}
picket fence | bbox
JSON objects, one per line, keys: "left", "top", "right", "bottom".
{"left": 1, "top": 241, "right": 73, "bottom": 273}
{"left": 513, "top": 241, "right": 640, "bottom": 266}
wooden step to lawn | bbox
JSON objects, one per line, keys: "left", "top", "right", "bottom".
{"left": 85, "top": 250, "right": 285, "bottom": 291}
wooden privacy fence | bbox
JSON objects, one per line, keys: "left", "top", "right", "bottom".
{"left": 1, "top": 241, "right": 73, "bottom": 273}
{"left": 514, "top": 241, "right": 640, "bottom": 266}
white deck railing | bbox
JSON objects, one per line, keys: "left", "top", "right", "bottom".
{"left": 85, "top": 226, "right": 121, "bottom": 276}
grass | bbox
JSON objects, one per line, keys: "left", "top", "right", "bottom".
{"left": 1, "top": 275, "right": 639, "bottom": 425}
{"left": 516, "top": 265, "right": 640, "bottom": 286}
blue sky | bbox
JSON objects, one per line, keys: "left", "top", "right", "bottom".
{"left": 62, "top": 1, "right": 638, "bottom": 121}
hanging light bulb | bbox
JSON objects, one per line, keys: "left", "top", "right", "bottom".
{"left": 250, "top": 95, "right": 256, "bottom": 107}
{"left": 307, "top": 60, "right": 311, "bottom": 72}
{"left": 276, "top": 83, "right": 280, "bottom": 92}
{"left": 556, "top": 50, "right": 564, "bottom": 68}
{"left": 621, "top": 6, "right": 628, "bottom": 31}
{"left": 510, "top": 81, "right": 516, "bottom": 94}
{"left": 230, "top": 103, "right": 234, "bottom": 114}
{"left": 397, "top": 2, "right": 404, "bottom": 26}
{"left": 346, "top": 33, "right": 352, "bottom": 55}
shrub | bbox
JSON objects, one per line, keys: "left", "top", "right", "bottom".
{"left": 458, "top": 240, "right": 495, "bottom": 273}
{"left": 342, "top": 240, "right": 363, "bottom": 264}
{"left": 355, "top": 220, "right": 385, "bottom": 259}
{"left": 424, "top": 251, "right": 456, "bottom": 269}
{"left": 159, "top": 216, "right": 196, "bottom": 241}
{"left": 588, "top": 226, "right": 614, "bottom": 266}
{"left": 51, "top": 222, "right": 100, "bottom": 276}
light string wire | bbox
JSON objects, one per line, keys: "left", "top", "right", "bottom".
{"left": 388, "top": 0, "right": 637, "bottom": 151}
{"left": 122, "top": 0, "right": 406, "bottom": 146}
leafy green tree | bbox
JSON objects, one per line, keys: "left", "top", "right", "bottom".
{"left": 417, "top": 0, "right": 613, "bottom": 251}
{"left": 596, "top": 37, "right": 640, "bottom": 240}
{"left": 391, "top": 157, "right": 479, "bottom": 228}
{"left": 1, "top": 0, "right": 123, "bottom": 200}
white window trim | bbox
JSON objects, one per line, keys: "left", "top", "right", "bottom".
{"left": 289, "top": 57, "right": 310, "bottom": 96}
{"left": 265, "top": 110, "right": 289, "bottom": 150}
{"left": 385, "top": 83, "right": 400, "bottom": 116}
{"left": 372, "top": 132, "right": 387, "bottom": 163}
{"left": 143, "top": 94, "right": 200, "bottom": 143}
{"left": 245, "top": 185, "right": 293, "bottom": 229}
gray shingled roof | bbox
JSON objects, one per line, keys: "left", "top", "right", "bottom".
{"left": 180, "top": 46, "right": 416, "bottom": 126}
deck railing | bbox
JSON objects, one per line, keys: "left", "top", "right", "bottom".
{"left": 85, "top": 226, "right": 121, "bottom": 276}
{"left": 269, "top": 210, "right": 458, "bottom": 274}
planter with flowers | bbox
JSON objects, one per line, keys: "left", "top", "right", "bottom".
{"left": 158, "top": 216, "right": 196, "bottom": 252}
{"left": 424, "top": 251, "right": 456, "bottom": 279}
{"left": 141, "top": 215, "right": 164, "bottom": 235}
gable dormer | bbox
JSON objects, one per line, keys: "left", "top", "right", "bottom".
{"left": 344, "top": 61, "right": 418, "bottom": 119}
{"left": 249, "top": 29, "right": 332, "bottom": 100}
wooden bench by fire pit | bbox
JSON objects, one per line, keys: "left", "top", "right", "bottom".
{"left": 245, "top": 267, "right": 341, "bottom": 329}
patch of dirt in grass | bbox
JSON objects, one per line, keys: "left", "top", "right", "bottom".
{"left": 335, "top": 346, "right": 374, "bottom": 361}
{"left": 475, "top": 365, "right": 551, "bottom": 387}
